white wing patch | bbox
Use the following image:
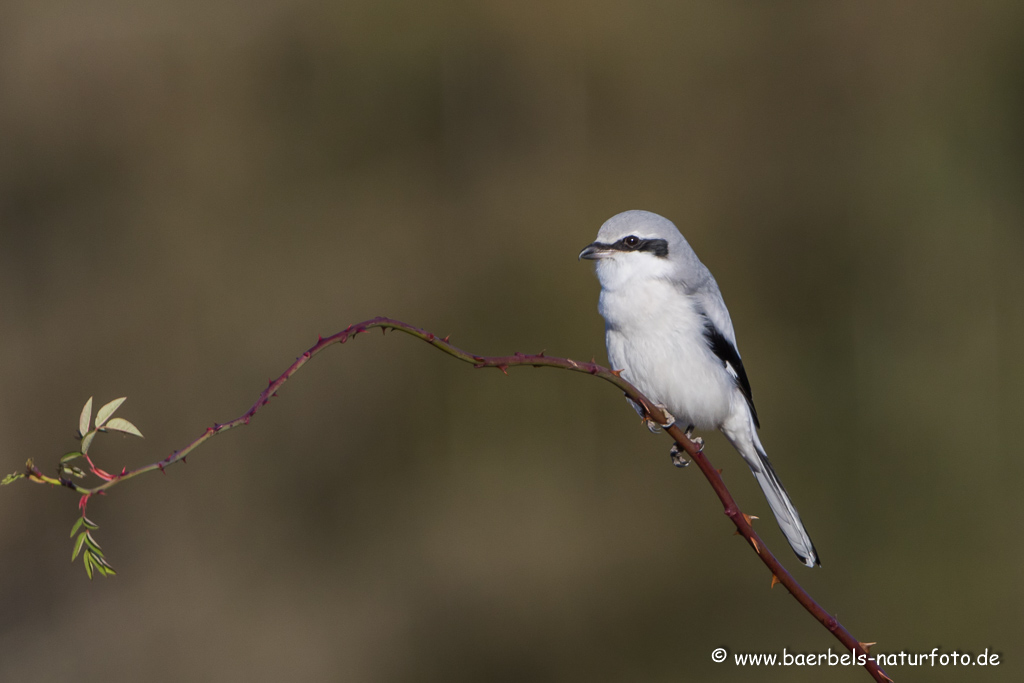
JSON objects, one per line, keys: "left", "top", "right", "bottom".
{"left": 724, "top": 360, "right": 739, "bottom": 380}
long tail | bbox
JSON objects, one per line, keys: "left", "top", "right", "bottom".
{"left": 725, "top": 414, "right": 819, "bottom": 568}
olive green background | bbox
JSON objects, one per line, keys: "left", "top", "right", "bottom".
{"left": 1, "top": 2, "right": 1022, "bottom": 682}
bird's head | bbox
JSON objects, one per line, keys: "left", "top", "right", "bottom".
{"left": 579, "top": 210, "right": 691, "bottom": 288}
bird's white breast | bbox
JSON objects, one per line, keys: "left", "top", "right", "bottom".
{"left": 599, "top": 277, "right": 734, "bottom": 429}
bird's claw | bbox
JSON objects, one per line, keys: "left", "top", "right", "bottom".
{"left": 669, "top": 443, "right": 690, "bottom": 468}
{"left": 644, "top": 403, "right": 676, "bottom": 433}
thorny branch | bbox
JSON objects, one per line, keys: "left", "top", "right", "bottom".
{"left": 20, "top": 316, "right": 889, "bottom": 682}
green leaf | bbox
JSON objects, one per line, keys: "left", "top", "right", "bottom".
{"left": 70, "top": 518, "right": 85, "bottom": 537}
{"left": 72, "top": 532, "right": 88, "bottom": 561}
{"left": 84, "top": 531, "right": 103, "bottom": 552}
{"left": 103, "top": 418, "right": 143, "bottom": 438}
{"left": 84, "top": 550, "right": 94, "bottom": 580}
{"left": 90, "top": 553, "right": 114, "bottom": 577}
{"left": 69, "top": 466, "right": 86, "bottom": 479}
{"left": 1, "top": 471, "right": 25, "bottom": 486}
{"left": 84, "top": 533, "right": 104, "bottom": 557}
{"left": 82, "top": 516, "right": 98, "bottom": 530}
{"left": 79, "top": 397, "right": 93, "bottom": 438}
{"left": 94, "top": 397, "right": 126, "bottom": 429}
{"left": 61, "top": 451, "right": 83, "bottom": 463}
{"left": 81, "top": 431, "right": 96, "bottom": 454}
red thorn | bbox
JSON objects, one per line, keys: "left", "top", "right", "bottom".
{"left": 206, "top": 427, "right": 214, "bottom": 434}
{"left": 158, "top": 463, "right": 165, "bottom": 474}
{"left": 317, "top": 335, "right": 323, "bottom": 342}
{"left": 302, "top": 351, "right": 311, "bottom": 359}
{"left": 120, "top": 467, "right": 127, "bottom": 476}
{"left": 442, "top": 335, "right": 450, "bottom": 343}
{"left": 381, "top": 327, "right": 387, "bottom": 335}
{"left": 182, "top": 456, "right": 187, "bottom": 464}
{"left": 340, "top": 332, "right": 348, "bottom": 343}
{"left": 243, "top": 416, "right": 251, "bottom": 425}
{"left": 497, "top": 365, "right": 509, "bottom": 375}
{"left": 538, "top": 350, "right": 546, "bottom": 357}
{"left": 271, "top": 392, "right": 278, "bottom": 398}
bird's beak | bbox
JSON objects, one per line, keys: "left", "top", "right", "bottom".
{"left": 578, "top": 242, "right": 607, "bottom": 261}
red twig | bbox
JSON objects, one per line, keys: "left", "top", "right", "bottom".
{"left": 61, "top": 316, "right": 888, "bottom": 681}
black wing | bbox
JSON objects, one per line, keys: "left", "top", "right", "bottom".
{"left": 701, "top": 318, "right": 760, "bottom": 429}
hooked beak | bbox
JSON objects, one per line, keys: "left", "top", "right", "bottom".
{"left": 578, "top": 242, "right": 608, "bottom": 261}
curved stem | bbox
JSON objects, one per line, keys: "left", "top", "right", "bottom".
{"left": 39, "top": 316, "right": 889, "bottom": 681}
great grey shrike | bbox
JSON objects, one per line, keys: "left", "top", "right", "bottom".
{"left": 579, "top": 210, "right": 819, "bottom": 567}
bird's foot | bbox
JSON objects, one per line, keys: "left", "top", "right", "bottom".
{"left": 643, "top": 403, "right": 676, "bottom": 433}
{"left": 669, "top": 443, "right": 690, "bottom": 468}
{"left": 682, "top": 425, "right": 704, "bottom": 453}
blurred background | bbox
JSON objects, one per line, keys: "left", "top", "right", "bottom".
{"left": 1, "top": 1, "right": 1022, "bottom": 681}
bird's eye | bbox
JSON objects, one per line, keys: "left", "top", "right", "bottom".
{"left": 623, "top": 236, "right": 640, "bottom": 248}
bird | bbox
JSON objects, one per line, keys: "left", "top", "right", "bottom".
{"left": 579, "top": 210, "right": 819, "bottom": 568}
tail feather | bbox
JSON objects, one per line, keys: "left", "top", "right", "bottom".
{"left": 723, "top": 409, "right": 819, "bottom": 568}
{"left": 748, "top": 443, "right": 820, "bottom": 568}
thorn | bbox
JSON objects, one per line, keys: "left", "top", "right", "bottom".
{"left": 538, "top": 349, "right": 546, "bottom": 357}
{"left": 879, "top": 671, "right": 894, "bottom": 682}
{"left": 770, "top": 574, "right": 781, "bottom": 589}
{"left": 243, "top": 416, "right": 251, "bottom": 425}
{"left": 750, "top": 537, "right": 760, "bottom": 554}
{"left": 120, "top": 467, "right": 128, "bottom": 476}
{"left": 426, "top": 333, "right": 435, "bottom": 341}
{"left": 340, "top": 332, "right": 349, "bottom": 343}
{"left": 442, "top": 334, "right": 450, "bottom": 343}
{"left": 742, "top": 513, "right": 759, "bottom": 526}
{"left": 317, "top": 335, "right": 323, "bottom": 342}
{"left": 158, "top": 463, "right": 165, "bottom": 474}
{"left": 206, "top": 427, "right": 214, "bottom": 434}
{"left": 182, "top": 456, "right": 187, "bottom": 464}
{"left": 858, "top": 642, "right": 876, "bottom": 654}
{"left": 302, "top": 351, "right": 310, "bottom": 359}
{"left": 590, "top": 356, "right": 596, "bottom": 364}
{"left": 213, "top": 423, "right": 221, "bottom": 430}
{"left": 610, "top": 369, "right": 622, "bottom": 377}
{"left": 497, "top": 364, "right": 509, "bottom": 375}
{"left": 382, "top": 327, "right": 387, "bottom": 335}
{"left": 271, "top": 392, "right": 278, "bottom": 398}
{"left": 716, "top": 468, "right": 723, "bottom": 475}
